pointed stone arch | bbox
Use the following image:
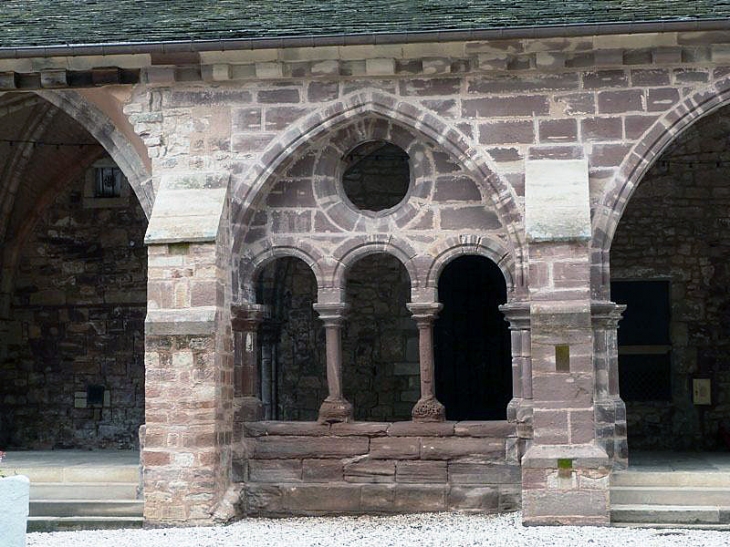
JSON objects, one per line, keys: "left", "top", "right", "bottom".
{"left": 36, "top": 90, "right": 154, "bottom": 217}
{"left": 230, "top": 90, "right": 524, "bottom": 268}
{"left": 593, "top": 77, "right": 730, "bottom": 292}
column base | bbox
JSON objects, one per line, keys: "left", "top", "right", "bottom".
{"left": 411, "top": 396, "right": 446, "bottom": 422}
{"left": 522, "top": 444, "right": 611, "bottom": 526}
{"left": 318, "top": 397, "right": 353, "bottom": 424}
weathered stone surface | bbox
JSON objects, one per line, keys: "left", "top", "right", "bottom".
{"left": 448, "top": 486, "right": 500, "bottom": 511}
{"left": 248, "top": 459, "right": 302, "bottom": 482}
{"left": 396, "top": 461, "right": 447, "bottom": 483}
{"left": 370, "top": 438, "right": 420, "bottom": 459}
{"left": 395, "top": 485, "right": 447, "bottom": 512}
{"left": 525, "top": 159, "right": 591, "bottom": 242}
{"left": 250, "top": 436, "right": 369, "bottom": 459}
{"left": 344, "top": 459, "right": 396, "bottom": 483}
{"left": 283, "top": 484, "right": 362, "bottom": 513}
{"left": 448, "top": 462, "right": 521, "bottom": 484}
{"left": 420, "top": 438, "right": 504, "bottom": 460}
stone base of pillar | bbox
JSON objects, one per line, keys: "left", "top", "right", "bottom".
{"left": 318, "top": 397, "right": 353, "bottom": 424}
{"left": 507, "top": 397, "right": 533, "bottom": 441}
{"left": 522, "top": 444, "right": 611, "bottom": 526}
{"left": 235, "top": 396, "right": 264, "bottom": 423}
{"left": 411, "top": 396, "right": 446, "bottom": 422}
{"left": 595, "top": 397, "right": 628, "bottom": 469}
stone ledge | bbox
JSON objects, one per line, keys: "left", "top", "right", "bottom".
{"left": 145, "top": 307, "right": 217, "bottom": 335}
{"left": 242, "top": 420, "right": 515, "bottom": 438}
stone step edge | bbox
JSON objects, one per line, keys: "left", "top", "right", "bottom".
{"left": 612, "top": 523, "right": 730, "bottom": 531}
{"left": 611, "top": 504, "right": 730, "bottom": 511}
{"left": 611, "top": 473, "right": 730, "bottom": 487}
{"left": 31, "top": 499, "right": 144, "bottom": 505}
{"left": 611, "top": 486, "right": 730, "bottom": 492}
{"left": 27, "top": 516, "right": 144, "bottom": 524}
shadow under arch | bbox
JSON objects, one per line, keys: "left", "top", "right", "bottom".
{"left": 593, "top": 77, "right": 730, "bottom": 277}
{"left": 424, "top": 235, "right": 516, "bottom": 298}
{"left": 330, "top": 236, "right": 418, "bottom": 291}
{"left": 36, "top": 90, "right": 153, "bottom": 218}
{"left": 230, "top": 90, "right": 525, "bottom": 276}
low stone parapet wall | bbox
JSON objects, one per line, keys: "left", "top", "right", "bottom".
{"left": 238, "top": 420, "right": 521, "bottom": 516}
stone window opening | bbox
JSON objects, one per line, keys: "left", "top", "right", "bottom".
{"left": 255, "top": 256, "right": 325, "bottom": 421}
{"left": 342, "top": 253, "right": 414, "bottom": 422}
{"left": 434, "top": 255, "right": 512, "bottom": 421}
{"left": 341, "top": 141, "right": 410, "bottom": 214}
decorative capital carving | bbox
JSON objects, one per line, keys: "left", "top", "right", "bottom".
{"left": 313, "top": 302, "right": 349, "bottom": 326}
{"left": 406, "top": 302, "right": 442, "bottom": 325}
{"left": 499, "top": 300, "right": 530, "bottom": 329}
{"left": 591, "top": 300, "right": 626, "bottom": 329}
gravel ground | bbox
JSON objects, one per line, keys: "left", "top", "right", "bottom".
{"left": 25, "top": 512, "right": 730, "bottom": 547}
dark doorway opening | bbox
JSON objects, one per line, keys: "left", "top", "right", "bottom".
{"left": 434, "top": 255, "right": 511, "bottom": 420}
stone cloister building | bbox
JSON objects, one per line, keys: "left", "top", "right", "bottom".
{"left": 2, "top": 1, "right": 730, "bottom": 527}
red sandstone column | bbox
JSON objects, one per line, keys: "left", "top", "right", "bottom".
{"left": 231, "top": 303, "right": 266, "bottom": 422}
{"left": 500, "top": 300, "right": 533, "bottom": 443}
{"left": 314, "top": 302, "right": 353, "bottom": 423}
{"left": 407, "top": 302, "right": 446, "bottom": 422}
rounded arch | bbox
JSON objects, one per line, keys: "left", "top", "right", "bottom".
{"left": 35, "top": 90, "right": 153, "bottom": 217}
{"left": 425, "top": 235, "right": 516, "bottom": 296}
{"left": 331, "top": 235, "right": 418, "bottom": 290}
{"left": 238, "top": 237, "right": 327, "bottom": 303}
{"left": 231, "top": 90, "right": 524, "bottom": 262}
{"left": 594, "top": 77, "right": 730, "bottom": 256}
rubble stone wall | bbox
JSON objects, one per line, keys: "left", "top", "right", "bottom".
{"left": 0, "top": 166, "right": 147, "bottom": 449}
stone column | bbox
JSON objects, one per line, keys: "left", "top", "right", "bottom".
{"left": 521, "top": 159, "right": 611, "bottom": 526}
{"left": 314, "top": 302, "right": 353, "bottom": 423}
{"left": 142, "top": 170, "right": 234, "bottom": 525}
{"left": 592, "top": 300, "right": 628, "bottom": 468}
{"left": 407, "top": 302, "right": 446, "bottom": 422}
{"left": 231, "top": 303, "right": 266, "bottom": 423}
{"left": 500, "top": 300, "right": 532, "bottom": 444}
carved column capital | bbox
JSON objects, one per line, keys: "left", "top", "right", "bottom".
{"left": 313, "top": 302, "right": 349, "bottom": 326}
{"left": 591, "top": 300, "right": 626, "bottom": 329}
{"left": 406, "top": 302, "right": 442, "bottom": 325}
{"left": 499, "top": 300, "right": 531, "bottom": 330}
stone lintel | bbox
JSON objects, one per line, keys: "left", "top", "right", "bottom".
{"left": 145, "top": 306, "right": 217, "bottom": 335}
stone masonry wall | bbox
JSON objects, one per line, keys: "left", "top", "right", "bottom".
{"left": 0, "top": 164, "right": 147, "bottom": 449}
{"left": 343, "top": 254, "right": 417, "bottom": 422}
{"left": 611, "top": 104, "right": 730, "bottom": 450}
{"left": 241, "top": 420, "right": 520, "bottom": 516}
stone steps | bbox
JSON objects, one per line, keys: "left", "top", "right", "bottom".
{"left": 1, "top": 453, "right": 144, "bottom": 531}
{"left": 27, "top": 516, "right": 144, "bottom": 532}
{"left": 610, "top": 470, "right": 730, "bottom": 526}
{"left": 611, "top": 486, "right": 730, "bottom": 506}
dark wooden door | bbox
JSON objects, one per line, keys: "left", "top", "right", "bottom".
{"left": 434, "top": 256, "right": 511, "bottom": 420}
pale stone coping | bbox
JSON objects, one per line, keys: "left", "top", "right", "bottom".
{"left": 525, "top": 159, "right": 590, "bottom": 243}
{"left": 0, "top": 30, "right": 726, "bottom": 88}
{"left": 522, "top": 443, "right": 610, "bottom": 468}
{"left": 145, "top": 306, "right": 218, "bottom": 335}
{"left": 145, "top": 172, "right": 228, "bottom": 244}
{"left": 242, "top": 420, "right": 516, "bottom": 438}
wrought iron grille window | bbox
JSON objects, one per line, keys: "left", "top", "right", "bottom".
{"left": 94, "top": 166, "right": 123, "bottom": 198}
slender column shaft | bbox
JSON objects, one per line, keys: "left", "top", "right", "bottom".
{"left": 314, "top": 302, "right": 353, "bottom": 423}
{"left": 407, "top": 302, "right": 445, "bottom": 422}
